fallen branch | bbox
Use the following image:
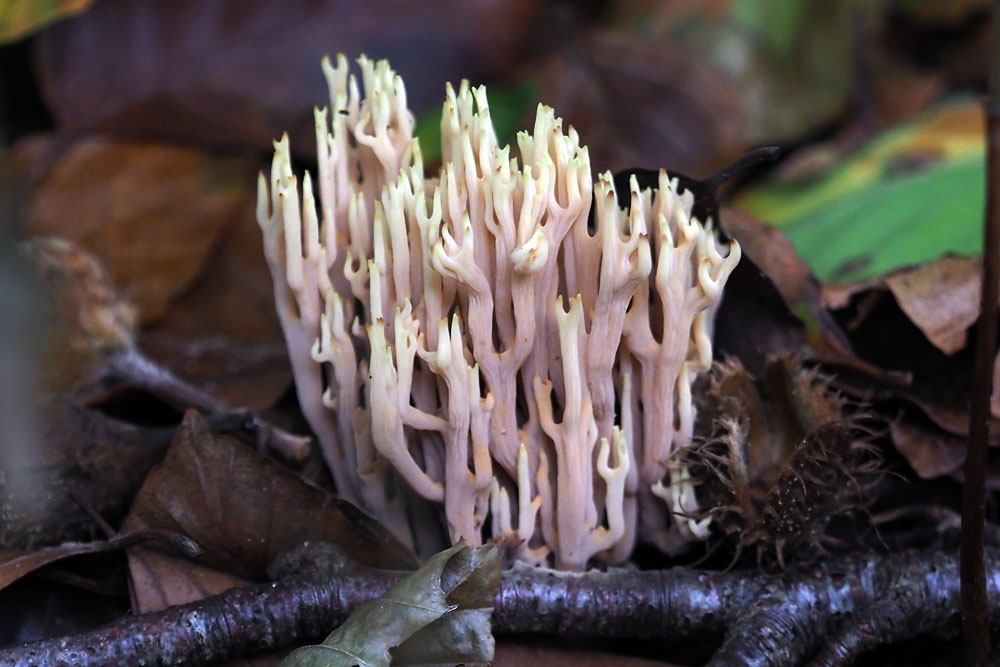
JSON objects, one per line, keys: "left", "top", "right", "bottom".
{"left": 710, "top": 549, "right": 1000, "bottom": 666}
{"left": 1, "top": 548, "right": 997, "bottom": 667}
{"left": 810, "top": 550, "right": 982, "bottom": 666}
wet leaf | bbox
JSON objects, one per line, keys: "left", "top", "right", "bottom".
{"left": 281, "top": 543, "right": 499, "bottom": 667}
{"left": 35, "top": 0, "right": 540, "bottom": 156}
{"left": 18, "top": 136, "right": 253, "bottom": 325}
{"left": 735, "top": 101, "right": 985, "bottom": 283}
{"left": 122, "top": 410, "right": 418, "bottom": 579}
{"left": 0, "top": 0, "right": 92, "bottom": 43}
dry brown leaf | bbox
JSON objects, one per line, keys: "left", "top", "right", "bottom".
{"left": 711, "top": 209, "right": 806, "bottom": 376}
{"left": 0, "top": 530, "right": 197, "bottom": 592}
{"left": 889, "top": 419, "right": 966, "bottom": 480}
{"left": 722, "top": 207, "right": 820, "bottom": 309}
{"left": 716, "top": 208, "right": 907, "bottom": 385}
{"left": 816, "top": 253, "right": 1000, "bottom": 447}
{"left": 11, "top": 134, "right": 289, "bottom": 409}
{"left": 824, "top": 254, "right": 984, "bottom": 356}
{"left": 0, "top": 543, "right": 106, "bottom": 591}
{"left": 904, "top": 394, "right": 1000, "bottom": 441}
{"left": 2, "top": 239, "right": 174, "bottom": 549}
{"left": 139, "top": 195, "right": 291, "bottom": 410}
{"left": 121, "top": 410, "right": 418, "bottom": 579}
{"left": 127, "top": 546, "right": 249, "bottom": 612}
{"left": 127, "top": 547, "right": 288, "bottom": 666}
{"left": 19, "top": 135, "right": 254, "bottom": 325}
{"left": 882, "top": 255, "right": 980, "bottom": 355}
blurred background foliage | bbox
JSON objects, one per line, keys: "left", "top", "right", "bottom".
{"left": 2, "top": 0, "right": 993, "bottom": 290}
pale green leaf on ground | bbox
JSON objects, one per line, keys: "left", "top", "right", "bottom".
{"left": 0, "top": 0, "right": 93, "bottom": 43}
{"left": 734, "top": 100, "right": 985, "bottom": 283}
{"left": 281, "top": 543, "right": 500, "bottom": 667}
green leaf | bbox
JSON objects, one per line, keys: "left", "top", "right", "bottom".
{"left": 734, "top": 100, "right": 985, "bottom": 283}
{"left": 0, "top": 0, "right": 93, "bottom": 43}
{"left": 281, "top": 543, "right": 500, "bottom": 667}
{"left": 731, "top": 0, "right": 805, "bottom": 56}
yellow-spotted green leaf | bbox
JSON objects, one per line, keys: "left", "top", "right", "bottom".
{"left": 0, "top": 0, "right": 93, "bottom": 43}
{"left": 734, "top": 100, "right": 985, "bottom": 283}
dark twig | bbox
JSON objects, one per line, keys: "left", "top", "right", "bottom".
{"left": 107, "top": 347, "right": 311, "bottom": 462}
{"left": 962, "top": 4, "right": 1000, "bottom": 663}
{"left": 1, "top": 548, "right": 998, "bottom": 667}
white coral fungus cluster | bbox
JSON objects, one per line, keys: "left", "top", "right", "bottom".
{"left": 257, "top": 55, "right": 740, "bottom": 570}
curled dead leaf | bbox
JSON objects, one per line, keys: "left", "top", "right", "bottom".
{"left": 0, "top": 529, "right": 198, "bottom": 592}
{"left": 717, "top": 207, "right": 906, "bottom": 386}
{"left": 889, "top": 419, "right": 966, "bottom": 480}
{"left": 881, "top": 255, "right": 981, "bottom": 355}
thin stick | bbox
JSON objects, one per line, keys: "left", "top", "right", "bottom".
{"left": 961, "top": 6, "right": 1000, "bottom": 663}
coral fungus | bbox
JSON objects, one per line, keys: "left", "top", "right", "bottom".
{"left": 257, "top": 55, "right": 740, "bottom": 569}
